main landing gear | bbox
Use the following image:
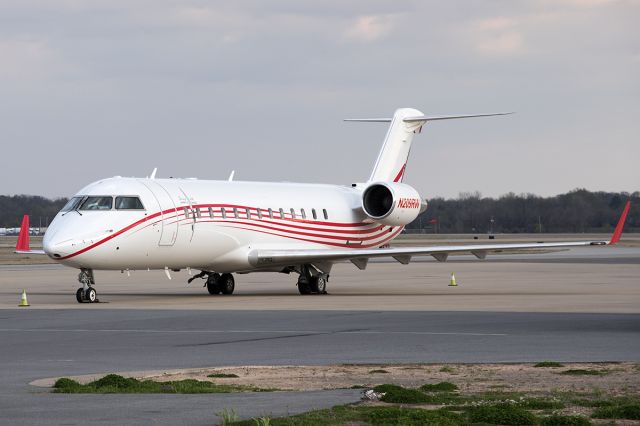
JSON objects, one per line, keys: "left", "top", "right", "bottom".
{"left": 188, "top": 271, "right": 235, "bottom": 295}
{"left": 76, "top": 268, "right": 98, "bottom": 303}
{"left": 296, "top": 265, "right": 329, "bottom": 295}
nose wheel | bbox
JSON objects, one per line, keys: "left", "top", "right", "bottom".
{"left": 76, "top": 269, "right": 98, "bottom": 303}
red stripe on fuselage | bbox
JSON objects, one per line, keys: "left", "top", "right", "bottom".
{"left": 57, "top": 202, "right": 400, "bottom": 260}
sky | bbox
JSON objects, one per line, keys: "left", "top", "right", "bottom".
{"left": 0, "top": 0, "right": 638, "bottom": 199}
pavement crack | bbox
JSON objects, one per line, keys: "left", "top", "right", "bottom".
{"left": 175, "top": 331, "right": 330, "bottom": 347}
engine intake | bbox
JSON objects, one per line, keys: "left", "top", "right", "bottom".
{"left": 362, "top": 182, "right": 425, "bottom": 226}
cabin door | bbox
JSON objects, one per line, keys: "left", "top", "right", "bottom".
{"left": 140, "top": 180, "right": 179, "bottom": 246}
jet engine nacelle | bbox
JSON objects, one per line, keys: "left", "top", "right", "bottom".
{"left": 361, "top": 182, "right": 426, "bottom": 226}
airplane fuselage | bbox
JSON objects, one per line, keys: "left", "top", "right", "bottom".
{"left": 43, "top": 177, "right": 405, "bottom": 272}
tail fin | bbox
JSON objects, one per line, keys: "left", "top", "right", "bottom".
{"left": 346, "top": 108, "right": 512, "bottom": 182}
{"left": 16, "top": 215, "right": 30, "bottom": 252}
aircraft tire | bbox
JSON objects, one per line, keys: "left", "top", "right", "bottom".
{"left": 310, "top": 275, "right": 327, "bottom": 294}
{"left": 206, "top": 274, "right": 222, "bottom": 295}
{"left": 76, "top": 288, "right": 84, "bottom": 303}
{"left": 297, "top": 281, "right": 312, "bottom": 295}
{"left": 84, "top": 287, "right": 97, "bottom": 303}
{"left": 220, "top": 273, "right": 235, "bottom": 295}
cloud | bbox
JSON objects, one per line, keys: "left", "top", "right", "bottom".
{"left": 473, "top": 17, "right": 524, "bottom": 55}
{"left": 344, "top": 14, "right": 397, "bottom": 42}
{"left": 0, "top": 38, "right": 62, "bottom": 81}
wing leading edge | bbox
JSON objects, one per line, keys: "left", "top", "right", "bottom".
{"left": 248, "top": 201, "right": 631, "bottom": 270}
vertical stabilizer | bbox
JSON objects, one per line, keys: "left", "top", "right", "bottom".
{"left": 345, "top": 108, "right": 512, "bottom": 183}
{"left": 369, "top": 108, "right": 424, "bottom": 182}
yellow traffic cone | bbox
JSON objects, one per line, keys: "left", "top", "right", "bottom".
{"left": 449, "top": 273, "right": 457, "bottom": 287}
{"left": 19, "top": 289, "right": 30, "bottom": 307}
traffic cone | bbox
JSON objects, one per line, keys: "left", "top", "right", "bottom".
{"left": 18, "top": 289, "right": 30, "bottom": 307}
{"left": 448, "top": 273, "right": 457, "bottom": 287}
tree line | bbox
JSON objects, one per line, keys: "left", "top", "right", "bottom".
{"left": 0, "top": 195, "right": 67, "bottom": 228}
{"left": 407, "top": 189, "right": 639, "bottom": 234}
{"left": 0, "top": 189, "right": 637, "bottom": 233}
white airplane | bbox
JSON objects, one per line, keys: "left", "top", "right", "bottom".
{"left": 15, "top": 107, "right": 631, "bottom": 303}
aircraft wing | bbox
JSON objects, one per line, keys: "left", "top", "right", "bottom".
{"left": 14, "top": 215, "right": 47, "bottom": 255}
{"left": 248, "top": 201, "right": 630, "bottom": 271}
{"left": 15, "top": 249, "right": 46, "bottom": 255}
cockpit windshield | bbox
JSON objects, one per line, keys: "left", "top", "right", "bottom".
{"left": 61, "top": 196, "right": 84, "bottom": 212}
{"left": 115, "top": 196, "right": 144, "bottom": 210}
{"left": 79, "top": 196, "right": 113, "bottom": 211}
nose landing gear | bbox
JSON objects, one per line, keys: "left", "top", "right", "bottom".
{"left": 76, "top": 269, "right": 98, "bottom": 303}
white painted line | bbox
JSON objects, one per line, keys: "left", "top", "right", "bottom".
{"left": 0, "top": 328, "right": 506, "bottom": 336}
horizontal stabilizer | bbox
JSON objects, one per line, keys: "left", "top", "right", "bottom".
{"left": 402, "top": 112, "right": 513, "bottom": 122}
{"left": 345, "top": 112, "right": 513, "bottom": 123}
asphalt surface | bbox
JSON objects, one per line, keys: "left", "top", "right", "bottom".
{"left": 1, "top": 309, "right": 639, "bottom": 425}
{"left": 1, "top": 244, "right": 639, "bottom": 425}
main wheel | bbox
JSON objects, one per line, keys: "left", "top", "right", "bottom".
{"left": 297, "top": 280, "right": 312, "bottom": 295}
{"left": 310, "top": 275, "right": 327, "bottom": 294}
{"left": 84, "top": 287, "right": 97, "bottom": 303}
{"left": 76, "top": 288, "right": 84, "bottom": 303}
{"left": 206, "top": 273, "right": 221, "bottom": 295}
{"left": 220, "top": 273, "right": 235, "bottom": 295}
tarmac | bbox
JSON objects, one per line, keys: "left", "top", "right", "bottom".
{"left": 0, "top": 241, "right": 639, "bottom": 425}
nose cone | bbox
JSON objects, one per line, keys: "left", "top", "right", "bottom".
{"left": 43, "top": 221, "right": 74, "bottom": 260}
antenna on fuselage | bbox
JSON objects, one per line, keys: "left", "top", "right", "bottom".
{"left": 228, "top": 170, "right": 235, "bottom": 181}
{"left": 149, "top": 168, "right": 158, "bottom": 179}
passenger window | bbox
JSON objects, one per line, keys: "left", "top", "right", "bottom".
{"left": 301, "top": 209, "right": 306, "bottom": 219}
{"left": 233, "top": 208, "right": 238, "bottom": 219}
{"left": 115, "top": 196, "right": 144, "bottom": 210}
{"left": 257, "top": 209, "right": 263, "bottom": 220}
{"left": 290, "top": 208, "right": 296, "bottom": 219}
{"left": 323, "top": 209, "right": 328, "bottom": 220}
{"left": 208, "top": 207, "right": 214, "bottom": 218}
{"left": 268, "top": 208, "right": 273, "bottom": 219}
{"left": 279, "top": 208, "right": 284, "bottom": 219}
{"left": 80, "top": 196, "right": 113, "bottom": 211}
{"left": 312, "top": 209, "right": 317, "bottom": 220}
{"left": 221, "top": 208, "right": 226, "bottom": 219}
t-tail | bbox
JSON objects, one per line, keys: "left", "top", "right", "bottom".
{"left": 345, "top": 108, "right": 513, "bottom": 183}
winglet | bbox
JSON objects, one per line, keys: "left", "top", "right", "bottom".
{"left": 16, "top": 215, "right": 30, "bottom": 252}
{"left": 609, "top": 201, "right": 631, "bottom": 245}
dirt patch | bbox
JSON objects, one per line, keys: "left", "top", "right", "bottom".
{"left": 36, "top": 362, "right": 640, "bottom": 396}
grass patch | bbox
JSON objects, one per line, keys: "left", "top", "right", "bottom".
{"left": 591, "top": 404, "right": 640, "bottom": 420}
{"left": 540, "top": 415, "right": 591, "bottom": 425}
{"left": 373, "top": 384, "right": 430, "bottom": 404}
{"left": 368, "top": 369, "right": 389, "bottom": 374}
{"left": 207, "top": 373, "right": 239, "bottom": 378}
{"left": 230, "top": 405, "right": 464, "bottom": 426}
{"left": 558, "top": 369, "right": 606, "bottom": 376}
{"left": 535, "top": 361, "right": 564, "bottom": 368}
{"left": 520, "top": 398, "right": 565, "bottom": 410}
{"left": 439, "top": 365, "right": 456, "bottom": 373}
{"left": 53, "top": 374, "right": 260, "bottom": 394}
{"left": 420, "top": 381, "right": 458, "bottom": 392}
{"left": 468, "top": 403, "right": 538, "bottom": 425}
{"left": 572, "top": 399, "right": 615, "bottom": 408}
